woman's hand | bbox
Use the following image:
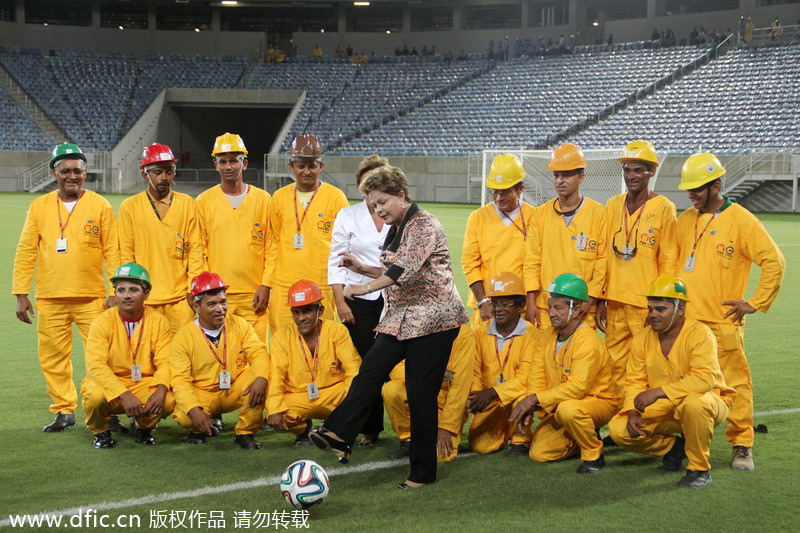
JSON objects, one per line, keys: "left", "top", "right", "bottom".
{"left": 338, "top": 252, "right": 366, "bottom": 275}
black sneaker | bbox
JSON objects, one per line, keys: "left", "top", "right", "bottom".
{"left": 506, "top": 444, "right": 529, "bottom": 458}
{"left": 387, "top": 440, "right": 411, "bottom": 459}
{"left": 93, "top": 430, "right": 116, "bottom": 449}
{"left": 210, "top": 415, "right": 223, "bottom": 435}
{"left": 234, "top": 434, "right": 261, "bottom": 450}
{"left": 187, "top": 432, "right": 207, "bottom": 445}
{"left": 43, "top": 413, "right": 76, "bottom": 433}
{"left": 294, "top": 421, "right": 313, "bottom": 446}
{"left": 658, "top": 436, "right": 686, "bottom": 473}
{"left": 577, "top": 455, "right": 605, "bottom": 474}
{"left": 677, "top": 470, "right": 711, "bottom": 488}
{"left": 133, "top": 426, "right": 156, "bottom": 445}
{"left": 108, "top": 415, "right": 130, "bottom": 434}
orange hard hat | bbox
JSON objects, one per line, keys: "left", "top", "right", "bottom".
{"left": 546, "top": 143, "right": 587, "bottom": 171}
{"left": 287, "top": 279, "right": 324, "bottom": 307}
{"left": 140, "top": 143, "right": 176, "bottom": 169}
{"left": 191, "top": 272, "right": 228, "bottom": 297}
{"left": 486, "top": 272, "right": 526, "bottom": 297}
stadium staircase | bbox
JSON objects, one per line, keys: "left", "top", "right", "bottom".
{"left": 0, "top": 63, "right": 66, "bottom": 144}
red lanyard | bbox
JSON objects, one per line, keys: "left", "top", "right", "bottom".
{"left": 622, "top": 198, "right": 647, "bottom": 246}
{"left": 199, "top": 325, "right": 227, "bottom": 370}
{"left": 293, "top": 182, "right": 321, "bottom": 233}
{"left": 691, "top": 212, "right": 717, "bottom": 256}
{"left": 494, "top": 337, "right": 515, "bottom": 375}
{"left": 500, "top": 203, "right": 527, "bottom": 241}
{"left": 126, "top": 314, "right": 145, "bottom": 364}
{"left": 554, "top": 323, "right": 582, "bottom": 369}
{"left": 56, "top": 190, "right": 84, "bottom": 238}
{"left": 298, "top": 334, "right": 320, "bottom": 382}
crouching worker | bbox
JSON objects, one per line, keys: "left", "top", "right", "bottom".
{"left": 81, "top": 263, "right": 175, "bottom": 449}
{"left": 608, "top": 275, "right": 735, "bottom": 488}
{"left": 510, "top": 273, "right": 620, "bottom": 473}
{"left": 467, "top": 272, "right": 538, "bottom": 457}
{"left": 383, "top": 323, "right": 475, "bottom": 461}
{"left": 266, "top": 280, "right": 360, "bottom": 445}
{"left": 171, "top": 272, "right": 268, "bottom": 449}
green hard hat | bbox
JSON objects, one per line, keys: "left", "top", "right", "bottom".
{"left": 110, "top": 263, "right": 152, "bottom": 291}
{"left": 50, "top": 143, "right": 87, "bottom": 169}
{"left": 546, "top": 272, "right": 589, "bottom": 302}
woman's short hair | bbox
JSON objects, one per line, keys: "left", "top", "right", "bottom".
{"left": 355, "top": 154, "right": 389, "bottom": 184}
{"left": 358, "top": 165, "right": 410, "bottom": 201}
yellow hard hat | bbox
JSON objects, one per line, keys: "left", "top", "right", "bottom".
{"left": 211, "top": 133, "right": 248, "bottom": 157}
{"left": 486, "top": 272, "right": 526, "bottom": 297}
{"left": 646, "top": 275, "right": 689, "bottom": 301}
{"left": 619, "top": 140, "right": 659, "bottom": 167}
{"left": 546, "top": 143, "right": 587, "bottom": 172}
{"left": 487, "top": 153, "right": 525, "bottom": 189}
{"left": 679, "top": 153, "right": 725, "bottom": 190}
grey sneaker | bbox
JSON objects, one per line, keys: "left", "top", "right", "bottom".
{"left": 731, "top": 446, "right": 754, "bottom": 471}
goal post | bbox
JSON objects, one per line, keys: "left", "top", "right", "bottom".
{"left": 480, "top": 149, "right": 667, "bottom": 207}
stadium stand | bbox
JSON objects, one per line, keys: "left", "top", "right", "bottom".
{"left": 0, "top": 83, "right": 52, "bottom": 150}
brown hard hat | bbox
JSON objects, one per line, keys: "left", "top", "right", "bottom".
{"left": 289, "top": 135, "right": 323, "bottom": 159}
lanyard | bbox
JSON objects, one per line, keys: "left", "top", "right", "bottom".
{"left": 690, "top": 211, "right": 717, "bottom": 257}
{"left": 494, "top": 336, "right": 515, "bottom": 376}
{"left": 56, "top": 191, "right": 84, "bottom": 238}
{"left": 298, "top": 333, "right": 320, "bottom": 382}
{"left": 146, "top": 190, "right": 171, "bottom": 221}
{"left": 500, "top": 203, "right": 527, "bottom": 241}
{"left": 123, "top": 314, "right": 146, "bottom": 364}
{"left": 293, "top": 182, "right": 321, "bottom": 233}
{"left": 622, "top": 198, "right": 647, "bottom": 247}
{"left": 554, "top": 323, "right": 583, "bottom": 370}
{"left": 199, "top": 325, "right": 227, "bottom": 370}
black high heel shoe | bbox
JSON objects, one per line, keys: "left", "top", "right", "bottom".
{"left": 309, "top": 429, "right": 352, "bottom": 464}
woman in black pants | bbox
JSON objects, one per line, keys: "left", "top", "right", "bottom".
{"left": 310, "top": 166, "right": 468, "bottom": 489}
{"left": 328, "top": 155, "right": 391, "bottom": 446}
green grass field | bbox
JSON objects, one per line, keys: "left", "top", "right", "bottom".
{"left": 0, "top": 193, "right": 797, "bottom": 532}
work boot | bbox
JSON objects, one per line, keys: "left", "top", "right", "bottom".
{"left": 731, "top": 446, "right": 755, "bottom": 471}
{"left": 506, "top": 444, "right": 529, "bottom": 458}
{"left": 657, "top": 436, "right": 686, "bottom": 472}
{"left": 43, "top": 413, "right": 76, "bottom": 433}
{"left": 187, "top": 432, "right": 207, "bottom": 445}
{"left": 234, "top": 434, "right": 261, "bottom": 450}
{"left": 677, "top": 470, "right": 711, "bottom": 488}
{"left": 108, "top": 415, "right": 130, "bottom": 434}
{"left": 93, "top": 430, "right": 116, "bottom": 449}
{"left": 576, "top": 455, "right": 605, "bottom": 474}
{"left": 387, "top": 440, "right": 411, "bottom": 459}
{"left": 294, "top": 421, "right": 313, "bottom": 447}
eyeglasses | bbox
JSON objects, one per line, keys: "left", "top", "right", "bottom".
{"left": 56, "top": 168, "right": 86, "bottom": 177}
{"left": 490, "top": 300, "right": 517, "bottom": 310}
{"left": 611, "top": 227, "right": 638, "bottom": 257}
{"left": 490, "top": 188, "right": 517, "bottom": 197}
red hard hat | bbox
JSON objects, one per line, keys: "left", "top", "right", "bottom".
{"left": 140, "top": 143, "right": 177, "bottom": 169}
{"left": 287, "top": 279, "right": 323, "bottom": 307}
{"left": 191, "top": 272, "right": 228, "bottom": 297}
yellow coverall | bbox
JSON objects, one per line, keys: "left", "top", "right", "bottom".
{"left": 268, "top": 320, "right": 361, "bottom": 436}
{"left": 171, "top": 314, "right": 269, "bottom": 435}
{"left": 524, "top": 198, "right": 607, "bottom": 328}
{"left": 461, "top": 201, "right": 538, "bottom": 326}
{"left": 609, "top": 319, "right": 734, "bottom": 471}
{"left": 603, "top": 193, "right": 678, "bottom": 394}
{"left": 13, "top": 190, "right": 120, "bottom": 414}
{"left": 81, "top": 307, "right": 175, "bottom": 433}
{"left": 527, "top": 324, "right": 620, "bottom": 462}
{"left": 118, "top": 190, "right": 203, "bottom": 336}
{"left": 382, "top": 323, "right": 476, "bottom": 461}
{"left": 195, "top": 184, "right": 272, "bottom": 341}
{"left": 468, "top": 319, "right": 540, "bottom": 454}
{"left": 265, "top": 183, "right": 349, "bottom": 333}
{"left": 676, "top": 202, "right": 785, "bottom": 447}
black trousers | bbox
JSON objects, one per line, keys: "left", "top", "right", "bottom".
{"left": 324, "top": 326, "right": 460, "bottom": 484}
{"left": 342, "top": 295, "right": 385, "bottom": 436}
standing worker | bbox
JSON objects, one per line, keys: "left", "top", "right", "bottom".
{"left": 462, "top": 153, "right": 537, "bottom": 326}
{"left": 675, "top": 153, "right": 785, "bottom": 471}
{"left": 265, "top": 135, "right": 349, "bottom": 333}
{"left": 524, "top": 143, "right": 607, "bottom": 329}
{"left": 13, "top": 143, "right": 120, "bottom": 432}
{"left": 118, "top": 143, "right": 203, "bottom": 336}
{"left": 196, "top": 133, "right": 272, "bottom": 341}
{"left": 597, "top": 141, "right": 678, "bottom": 394}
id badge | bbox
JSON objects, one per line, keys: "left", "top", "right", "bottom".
{"left": 684, "top": 255, "right": 696, "bottom": 273}
{"left": 575, "top": 234, "right": 587, "bottom": 251}
{"left": 443, "top": 369, "right": 455, "bottom": 382}
{"left": 219, "top": 371, "right": 231, "bottom": 390}
{"left": 293, "top": 233, "right": 305, "bottom": 250}
{"left": 495, "top": 373, "right": 506, "bottom": 386}
{"left": 131, "top": 364, "right": 142, "bottom": 382}
{"left": 307, "top": 382, "right": 320, "bottom": 400}
{"left": 56, "top": 238, "right": 68, "bottom": 254}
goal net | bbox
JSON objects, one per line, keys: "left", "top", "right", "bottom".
{"left": 480, "top": 149, "right": 667, "bottom": 207}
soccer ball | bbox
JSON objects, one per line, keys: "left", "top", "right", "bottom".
{"left": 280, "top": 459, "right": 330, "bottom": 509}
